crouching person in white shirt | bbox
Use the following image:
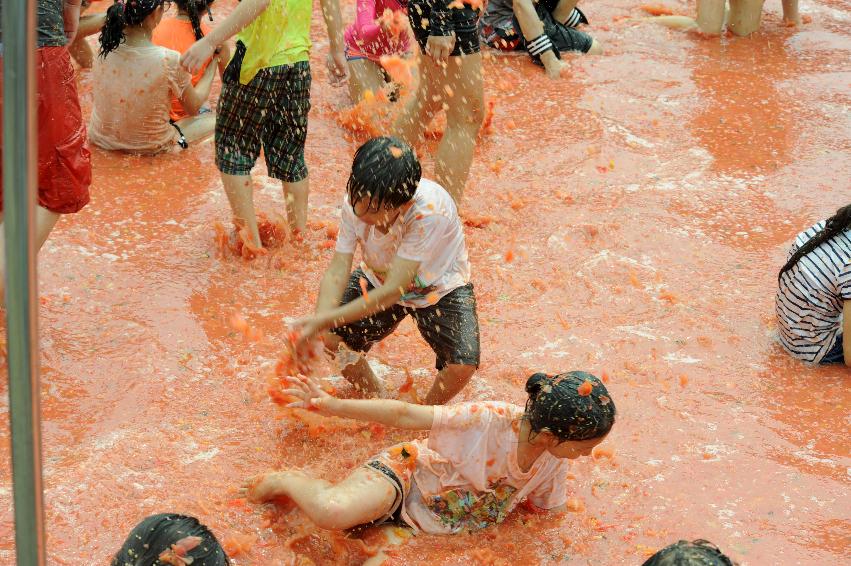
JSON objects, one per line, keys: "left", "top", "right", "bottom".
{"left": 291, "top": 136, "right": 480, "bottom": 404}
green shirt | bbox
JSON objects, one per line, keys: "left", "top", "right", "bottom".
{"left": 236, "top": 0, "right": 312, "bottom": 84}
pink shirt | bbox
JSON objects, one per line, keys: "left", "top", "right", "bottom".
{"left": 343, "top": 0, "right": 410, "bottom": 60}
{"left": 403, "top": 402, "right": 569, "bottom": 534}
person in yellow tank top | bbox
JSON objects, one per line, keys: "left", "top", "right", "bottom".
{"left": 181, "top": 0, "right": 348, "bottom": 251}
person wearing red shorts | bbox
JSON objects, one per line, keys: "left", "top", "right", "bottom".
{"left": 0, "top": 0, "right": 92, "bottom": 301}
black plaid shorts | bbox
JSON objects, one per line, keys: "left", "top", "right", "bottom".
{"left": 331, "top": 269, "right": 481, "bottom": 370}
{"left": 215, "top": 61, "right": 311, "bottom": 182}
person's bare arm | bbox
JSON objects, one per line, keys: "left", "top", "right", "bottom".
{"left": 181, "top": 0, "right": 271, "bottom": 73}
{"left": 293, "top": 256, "right": 419, "bottom": 349}
{"left": 315, "top": 252, "right": 355, "bottom": 315}
{"left": 843, "top": 301, "right": 850, "bottom": 367}
{"left": 78, "top": 12, "right": 106, "bottom": 37}
{"left": 178, "top": 56, "right": 218, "bottom": 115}
{"left": 63, "top": 0, "right": 83, "bottom": 43}
{"left": 216, "top": 41, "right": 233, "bottom": 77}
{"left": 513, "top": 0, "right": 563, "bottom": 78}
{"left": 284, "top": 374, "right": 435, "bottom": 429}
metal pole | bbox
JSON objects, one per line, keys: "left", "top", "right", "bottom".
{"left": 2, "top": 0, "right": 46, "bottom": 563}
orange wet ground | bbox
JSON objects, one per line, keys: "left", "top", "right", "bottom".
{"left": 1, "top": 0, "right": 849, "bottom": 564}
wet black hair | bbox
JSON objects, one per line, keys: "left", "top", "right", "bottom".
{"left": 99, "top": 0, "right": 164, "bottom": 58}
{"left": 347, "top": 137, "right": 422, "bottom": 214}
{"left": 112, "top": 513, "right": 230, "bottom": 566}
{"left": 779, "top": 203, "right": 851, "bottom": 280}
{"left": 175, "top": 0, "right": 215, "bottom": 40}
{"left": 641, "top": 540, "right": 737, "bottom": 566}
{"left": 524, "top": 371, "right": 616, "bottom": 442}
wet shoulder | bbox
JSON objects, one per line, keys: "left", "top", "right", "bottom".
{"left": 408, "top": 179, "right": 458, "bottom": 221}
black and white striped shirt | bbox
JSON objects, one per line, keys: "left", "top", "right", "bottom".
{"left": 775, "top": 221, "right": 851, "bottom": 363}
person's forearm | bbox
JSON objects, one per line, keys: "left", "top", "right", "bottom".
{"left": 63, "top": 0, "right": 82, "bottom": 43}
{"left": 323, "top": 396, "right": 432, "bottom": 429}
{"left": 78, "top": 13, "right": 106, "bottom": 37}
{"left": 317, "top": 283, "right": 402, "bottom": 330}
{"left": 320, "top": 0, "right": 346, "bottom": 52}
{"left": 203, "top": 0, "right": 271, "bottom": 47}
{"left": 193, "top": 59, "right": 218, "bottom": 101}
{"left": 315, "top": 266, "right": 350, "bottom": 315}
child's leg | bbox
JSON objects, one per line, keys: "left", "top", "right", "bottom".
{"left": 727, "top": 0, "right": 766, "bottom": 36}
{"left": 265, "top": 62, "right": 312, "bottom": 234}
{"left": 0, "top": 206, "right": 61, "bottom": 303}
{"left": 432, "top": 53, "right": 485, "bottom": 204}
{"left": 695, "top": 0, "right": 727, "bottom": 34}
{"left": 321, "top": 271, "right": 407, "bottom": 397}
{"left": 412, "top": 284, "right": 480, "bottom": 404}
{"left": 323, "top": 332, "right": 387, "bottom": 397}
{"left": 551, "top": 0, "right": 581, "bottom": 24}
{"left": 221, "top": 173, "right": 262, "bottom": 248}
{"left": 781, "top": 0, "right": 800, "bottom": 24}
{"left": 174, "top": 114, "right": 216, "bottom": 145}
{"left": 348, "top": 59, "right": 391, "bottom": 102}
{"left": 423, "top": 364, "right": 477, "bottom": 405}
{"left": 246, "top": 468, "right": 397, "bottom": 530}
{"left": 283, "top": 178, "right": 309, "bottom": 233}
{"left": 392, "top": 61, "right": 445, "bottom": 149}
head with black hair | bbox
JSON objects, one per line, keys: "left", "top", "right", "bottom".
{"left": 641, "top": 539, "right": 737, "bottom": 566}
{"left": 347, "top": 137, "right": 422, "bottom": 228}
{"left": 522, "top": 371, "right": 616, "bottom": 459}
{"left": 112, "top": 513, "right": 229, "bottom": 566}
{"left": 174, "top": 0, "right": 215, "bottom": 40}
{"left": 99, "top": 0, "right": 166, "bottom": 58}
{"left": 779, "top": 203, "right": 851, "bottom": 281}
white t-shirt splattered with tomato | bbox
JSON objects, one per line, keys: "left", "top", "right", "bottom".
{"left": 335, "top": 179, "right": 471, "bottom": 308}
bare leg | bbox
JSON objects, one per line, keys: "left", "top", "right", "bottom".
{"left": 245, "top": 468, "right": 397, "bottom": 530}
{"left": 174, "top": 114, "right": 216, "bottom": 145}
{"left": 392, "top": 59, "right": 443, "bottom": 149}
{"left": 728, "top": 0, "right": 766, "bottom": 36}
{"left": 323, "top": 333, "right": 385, "bottom": 397}
{"left": 587, "top": 38, "right": 604, "bottom": 55}
{"left": 432, "top": 53, "right": 484, "bottom": 204}
{"left": 422, "top": 363, "right": 476, "bottom": 405}
{"left": 348, "top": 59, "right": 391, "bottom": 103}
{"left": 0, "top": 206, "right": 60, "bottom": 303}
{"left": 696, "top": 0, "right": 728, "bottom": 34}
{"left": 553, "top": 0, "right": 580, "bottom": 24}
{"left": 221, "top": 173, "right": 261, "bottom": 248}
{"left": 283, "top": 177, "right": 309, "bottom": 233}
{"left": 781, "top": 0, "right": 800, "bottom": 25}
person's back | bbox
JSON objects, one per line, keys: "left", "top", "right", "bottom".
{"left": 90, "top": 43, "right": 188, "bottom": 153}
{"left": 775, "top": 210, "right": 851, "bottom": 364}
{"left": 152, "top": 17, "right": 212, "bottom": 121}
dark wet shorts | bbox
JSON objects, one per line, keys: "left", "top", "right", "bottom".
{"left": 331, "top": 270, "right": 481, "bottom": 370}
{"left": 408, "top": 0, "right": 481, "bottom": 56}
{"left": 215, "top": 61, "right": 311, "bottom": 182}
{"left": 820, "top": 334, "right": 844, "bottom": 364}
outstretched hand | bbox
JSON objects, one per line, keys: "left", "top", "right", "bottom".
{"left": 282, "top": 375, "right": 335, "bottom": 413}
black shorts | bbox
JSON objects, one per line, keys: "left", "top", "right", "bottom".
{"left": 331, "top": 270, "right": 481, "bottom": 370}
{"left": 408, "top": 0, "right": 482, "bottom": 56}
